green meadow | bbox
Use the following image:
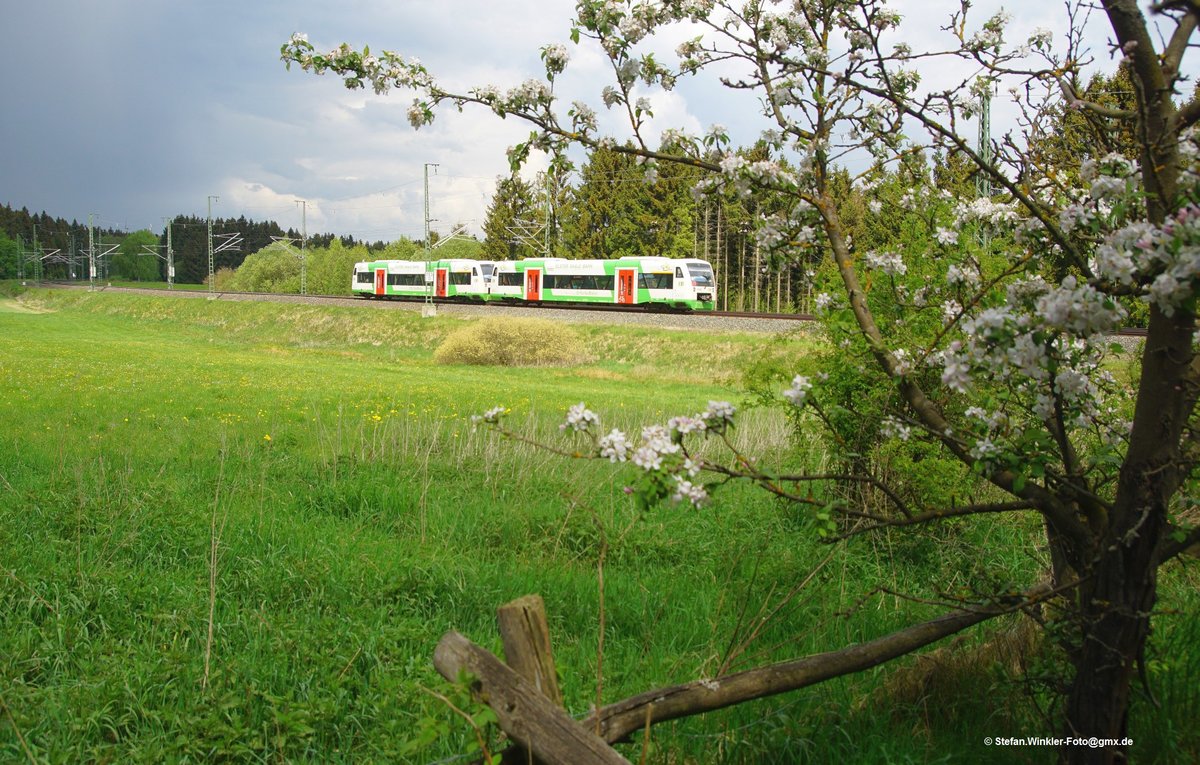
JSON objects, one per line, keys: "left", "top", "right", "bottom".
{"left": 0, "top": 287, "right": 1196, "bottom": 763}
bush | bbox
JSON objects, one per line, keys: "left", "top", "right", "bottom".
{"left": 227, "top": 245, "right": 300, "bottom": 293}
{"left": 433, "top": 317, "right": 587, "bottom": 366}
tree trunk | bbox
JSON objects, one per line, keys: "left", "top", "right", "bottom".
{"left": 1062, "top": 513, "right": 1160, "bottom": 764}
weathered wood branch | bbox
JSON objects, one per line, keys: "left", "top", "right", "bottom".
{"left": 582, "top": 583, "right": 1052, "bottom": 744}
{"left": 433, "top": 631, "right": 630, "bottom": 765}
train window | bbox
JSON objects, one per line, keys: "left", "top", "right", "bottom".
{"left": 356, "top": 272, "right": 373, "bottom": 284}
{"left": 450, "top": 272, "right": 472, "bottom": 285}
{"left": 687, "top": 263, "right": 715, "bottom": 286}
{"left": 498, "top": 272, "right": 523, "bottom": 287}
{"left": 639, "top": 272, "right": 673, "bottom": 290}
{"left": 388, "top": 273, "right": 425, "bottom": 286}
{"left": 545, "top": 274, "right": 614, "bottom": 290}
{"left": 676, "top": 267, "right": 684, "bottom": 278}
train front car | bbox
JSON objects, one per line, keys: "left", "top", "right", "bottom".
{"left": 681, "top": 259, "right": 717, "bottom": 310}
{"left": 615, "top": 256, "right": 717, "bottom": 310}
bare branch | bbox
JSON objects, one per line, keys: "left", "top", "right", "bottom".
{"left": 1157, "top": 522, "right": 1200, "bottom": 563}
{"left": 831, "top": 501, "right": 1041, "bottom": 540}
{"left": 582, "top": 583, "right": 1053, "bottom": 744}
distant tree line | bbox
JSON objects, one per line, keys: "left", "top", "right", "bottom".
{"left": 0, "top": 203, "right": 390, "bottom": 284}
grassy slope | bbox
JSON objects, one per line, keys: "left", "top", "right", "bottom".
{"left": 0, "top": 288, "right": 1195, "bottom": 763}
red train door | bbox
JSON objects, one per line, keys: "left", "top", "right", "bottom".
{"left": 374, "top": 268, "right": 386, "bottom": 296}
{"left": 435, "top": 268, "right": 448, "bottom": 297}
{"left": 616, "top": 269, "right": 636, "bottom": 304}
{"left": 525, "top": 269, "right": 541, "bottom": 301}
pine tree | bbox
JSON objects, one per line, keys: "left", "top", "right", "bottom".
{"left": 481, "top": 176, "right": 540, "bottom": 260}
{"left": 560, "top": 143, "right": 698, "bottom": 260}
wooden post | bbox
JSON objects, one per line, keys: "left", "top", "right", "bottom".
{"left": 497, "top": 595, "right": 563, "bottom": 707}
{"left": 497, "top": 595, "right": 563, "bottom": 764}
{"left": 433, "top": 631, "right": 630, "bottom": 765}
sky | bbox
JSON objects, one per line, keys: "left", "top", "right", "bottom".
{"left": 0, "top": 0, "right": 1170, "bottom": 244}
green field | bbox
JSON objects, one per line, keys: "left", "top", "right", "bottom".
{"left": 1, "top": 287, "right": 1196, "bottom": 763}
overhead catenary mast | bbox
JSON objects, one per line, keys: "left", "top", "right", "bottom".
{"left": 88, "top": 214, "right": 96, "bottom": 291}
{"left": 296, "top": 199, "right": 307, "bottom": 295}
{"left": 164, "top": 217, "right": 174, "bottom": 289}
{"left": 976, "top": 84, "right": 993, "bottom": 249}
{"left": 976, "top": 87, "right": 992, "bottom": 199}
{"left": 207, "top": 195, "right": 218, "bottom": 294}
{"left": 423, "top": 162, "right": 439, "bottom": 317}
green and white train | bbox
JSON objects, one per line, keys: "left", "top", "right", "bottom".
{"left": 351, "top": 256, "right": 717, "bottom": 311}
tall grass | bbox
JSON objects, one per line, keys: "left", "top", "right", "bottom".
{"left": 0, "top": 288, "right": 1194, "bottom": 763}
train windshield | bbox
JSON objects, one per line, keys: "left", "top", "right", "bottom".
{"left": 687, "top": 263, "right": 715, "bottom": 287}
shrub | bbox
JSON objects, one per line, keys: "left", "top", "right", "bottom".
{"left": 433, "top": 317, "right": 587, "bottom": 366}
{"left": 211, "top": 267, "right": 238, "bottom": 291}
{"left": 227, "top": 245, "right": 300, "bottom": 293}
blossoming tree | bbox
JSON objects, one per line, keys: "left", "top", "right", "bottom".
{"left": 283, "top": 1, "right": 1199, "bottom": 761}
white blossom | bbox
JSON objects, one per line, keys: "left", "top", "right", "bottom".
{"left": 671, "top": 477, "right": 709, "bottom": 507}
{"left": 946, "top": 264, "right": 980, "bottom": 289}
{"left": 935, "top": 227, "right": 959, "bottom": 246}
{"left": 969, "top": 437, "right": 1002, "bottom": 461}
{"left": 1035, "top": 276, "right": 1125, "bottom": 338}
{"left": 942, "top": 300, "right": 962, "bottom": 324}
{"left": 783, "top": 375, "right": 813, "bottom": 406}
{"left": 668, "top": 415, "right": 706, "bottom": 435}
{"left": 570, "top": 101, "right": 598, "bottom": 132}
{"left": 863, "top": 250, "right": 907, "bottom": 276}
{"left": 964, "top": 406, "right": 988, "bottom": 421}
{"left": 632, "top": 446, "right": 664, "bottom": 471}
{"left": 561, "top": 402, "right": 600, "bottom": 432}
{"left": 598, "top": 429, "right": 631, "bottom": 462}
{"left": 701, "top": 400, "right": 736, "bottom": 430}
{"left": 881, "top": 416, "right": 912, "bottom": 441}
{"left": 941, "top": 344, "right": 972, "bottom": 393}
{"left": 542, "top": 43, "right": 569, "bottom": 76}
{"left": 471, "top": 406, "right": 507, "bottom": 425}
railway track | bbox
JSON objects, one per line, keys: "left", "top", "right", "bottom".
{"left": 31, "top": 281, "right": 1150, "bottom": 337}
